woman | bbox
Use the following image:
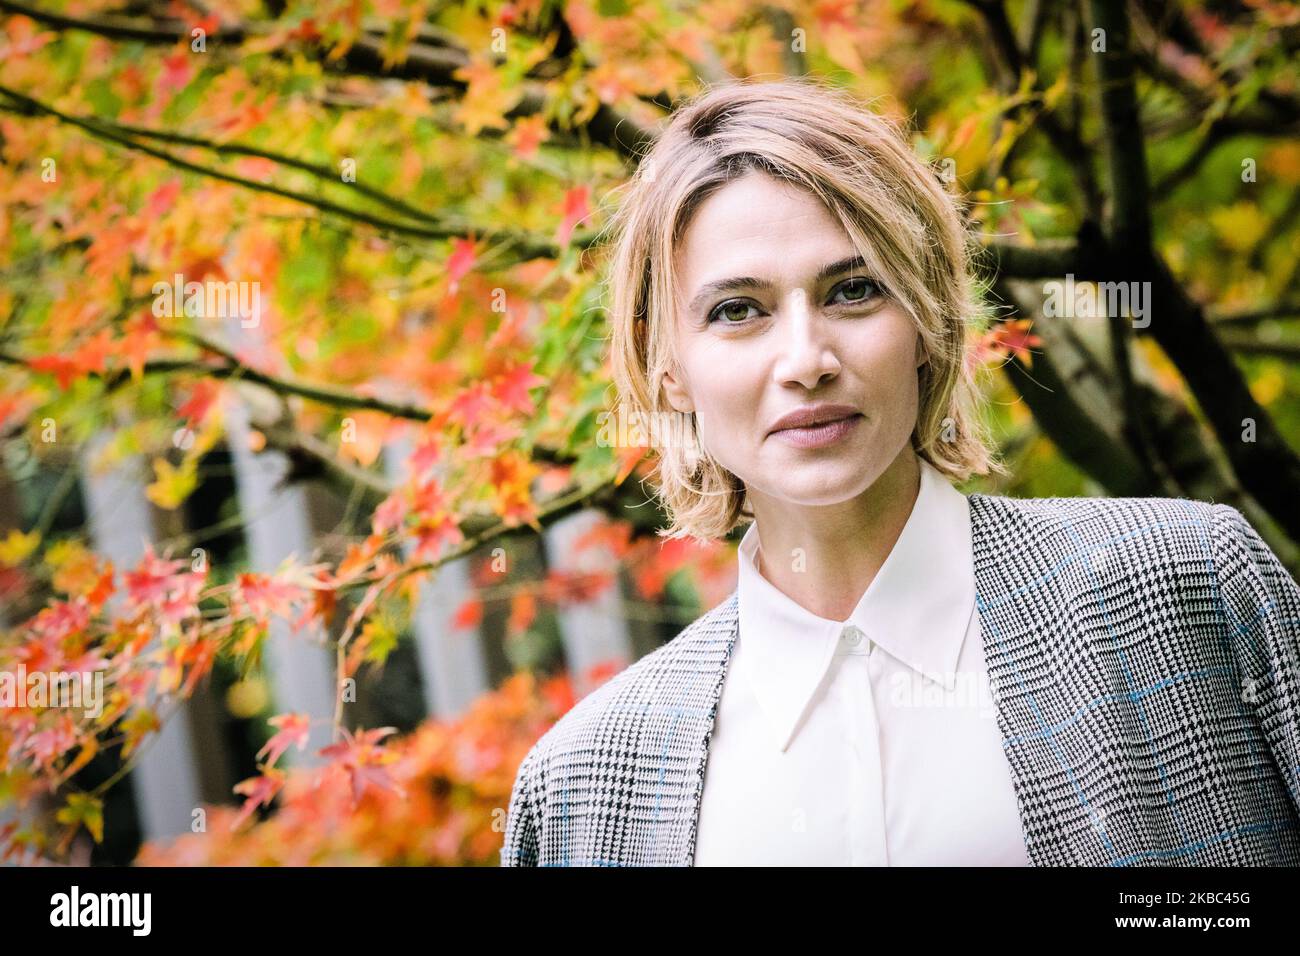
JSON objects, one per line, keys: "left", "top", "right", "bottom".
{"left": 501, "top": 76, "right": 1300, "bottom": 867}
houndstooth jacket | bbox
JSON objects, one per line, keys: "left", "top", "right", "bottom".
{"left": 500, "top": 493, "right": 1300, "bottom": 866}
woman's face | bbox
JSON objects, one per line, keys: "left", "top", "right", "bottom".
{"left": 661, "top": 170, "right": 926, "bottom": 509}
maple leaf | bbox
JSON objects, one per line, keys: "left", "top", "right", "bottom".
{"left": 22, "top": 715, "right": 80, "bottom": 771}
{"left": 452, "top": 597, "right": 483, "bottom": 630}
{"left": 408, "top": 434, "right": 443, "bottom": 476}
{"left": 452, "top": 57, "right": 519, "bottom": 136}
{"left": 145, "top": 178, "right": 182, "bottom": 219}
{"left": 371, "top": 488, "right": 407, "bottom": 535}
{"left": 0, "top": 528, "right": 40, "bottom": 566}
{"left": 490, "top": 360, "right": 547, "bottom": 417}
{"left": 555, "top": 186, "right": 591, "bottom": 246}
{"left": 156, "top": 625, "right": 215, "bottom": 694}
{"left": 319, "top": 726, "right": 405, "bottom": 805}
{"left": 489, "top": 450, "right": 541, "bottom": 529}
{"left": 236, "top": 572, "right": 308, "bottom": 624}
{"left": 445, "top": 237, "right": 477, "bottom": 295}
{"left": 145, "top": 456, "right": 199, "bottom": 510}
{"left": 231, "top": 768, "right": 286, "bottom": 830}
{"left": 978, "top": 319, "right": 1044, "bottom": 368}
{"left": 447, "top": 381, "right": 494, "bottom": 429}
{"left": 56, "top": 737, "right": 99, "bottom": 787}
{"left": 543, "top": 568, "right": 616, "bottom": 605}
{"left": 507, "top": 114, "right": 550, "bottom": 159}
{"left": 462, "top": 418, "right": 523, "bottom": 458}
{"left": 176, "top": 378, "right": 222, "bottom": 425}
{"left": 614, "top": 444, "right": 648, "bottom": 486}
{"left": 257, "top": 713, "right": 313, "bottom": 768}
{"left": 27, "top": 329, "right": 115, "bottom": 390}
{"left": 189, "top": 14, "right": 220, "bottom": 36}
{"left": 506, "top": 591, "right": 537, "bottom": 635}
{"left": 289, "top": 18, "right": 322, "bottom": 43}
{"left": 0, "top": 391, "right": 33, "bottom": 431}
{"left": 335, "top": 541, "right": 377, "bottom": 581}
{"left": 55, "top": 792, "right": 104, "bottom": 844}
{"left": 120, "top": 707, "right": 161, "bottom": 759}
{"left": 45, "top": 539, "right": 113, "bottom": 600}
{"left": 1, "top": 15, "right": 56, "bottom": 58}
{"left": 411, "top": 512, "right": 465, "bottom": 562}
{"left": 584, "top": 658, "right": 627, "bottom": 689}
{"left": 177, "top": 635, "right": 218, "bottom": 697}
{"left": 121, "top": 310, "right": 162, "bottom": 382}
{"left": 123, "top": 546, "right": 188, "bottom": 607}
{"left": 540, "top": 673, "right": 577, "bottom": 717}
{"left": 573, "top": 519, "right": 633, "bottom": 561}
{"left": 157, "top": 49, "right": 194, "bottom": 96}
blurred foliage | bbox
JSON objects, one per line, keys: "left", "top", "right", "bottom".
{"left": 0, "top": 0, "right": 1297, "bottom": 864}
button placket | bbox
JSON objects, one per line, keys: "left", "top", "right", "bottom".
{"left": 842, "top": 626, "right": 888, "bottom": 866}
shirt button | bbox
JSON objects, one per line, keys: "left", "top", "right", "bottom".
{"left": 841, "top": 625, "right": 865, "bottom": 647}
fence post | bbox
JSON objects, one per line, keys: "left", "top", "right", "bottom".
{"left": 541, "top": 509, "right": 633, "bottom": 697}
{"left": 80, "top": 433, "right": 203, "bottom": 841}
{"left": 382, "top": 438, "right": 488, "bottom": 719}
{"left": 223, "top": 391, "right": 337, "bottom": 764}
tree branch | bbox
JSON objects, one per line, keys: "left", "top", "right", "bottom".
{"left": 0, "top": 0, "right": 655, "bottom": 162}
{"left": 963, "top": 0, "right": 1104, "bottom": 220}
{"left": 0, "top": 83, "right": 584, "bottom": 260}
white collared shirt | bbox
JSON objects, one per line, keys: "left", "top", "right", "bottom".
{"left": 694, "top": 460, "right": 1030, "bottom": 866}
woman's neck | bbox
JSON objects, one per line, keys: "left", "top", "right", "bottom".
{"left": 745, "top": 448, "right": 922, "bottom": 621}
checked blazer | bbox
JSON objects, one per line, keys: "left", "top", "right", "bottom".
{"left": 500, "top": 493, "right": 1300, "bottom": 866}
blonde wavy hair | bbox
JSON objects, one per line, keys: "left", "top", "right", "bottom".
{"left": 601, "top": 75, "right": 1001, "bottom": 541}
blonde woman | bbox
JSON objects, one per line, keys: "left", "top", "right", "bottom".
{"left": 501, "top": 76, "right": 1300, "bottom": 867}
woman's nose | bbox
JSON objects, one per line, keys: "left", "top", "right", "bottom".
{"left": 772, "top": 292, "right": 840, "bottom": 389}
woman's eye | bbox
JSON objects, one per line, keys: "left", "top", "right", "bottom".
{"left": 832, "top": 276, "right": 881, "bottom": 305}
{"left": 707, "top": 300, "right": 759, "bottom": 324}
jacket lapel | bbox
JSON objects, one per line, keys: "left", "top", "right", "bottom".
{"left": 966, "top": 492, "right": 1135, "bottom": 865}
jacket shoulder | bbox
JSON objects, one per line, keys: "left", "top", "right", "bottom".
{"left": 518, "top": 589, "right": 738, "bottom": 772}
{"left": 968, "top": 490, "right": 1224, "bottom": 562}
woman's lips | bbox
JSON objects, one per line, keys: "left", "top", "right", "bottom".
{"left": 769, "top": 413, "right": 863, "bottom": 449}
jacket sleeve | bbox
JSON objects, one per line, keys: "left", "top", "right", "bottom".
{"left": 1211, "top": 503, "right": 1300, "bottom": 820}
{"left": 500, "top": 742, "right": 543, "bottom": 866}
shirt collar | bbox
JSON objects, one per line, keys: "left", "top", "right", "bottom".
{"left": 735, "top": 459, "right": 977, "bottom": 752}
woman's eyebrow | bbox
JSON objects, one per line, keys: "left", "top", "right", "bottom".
{"left": 685, "top": 254, "right": 869, "bottom": 314}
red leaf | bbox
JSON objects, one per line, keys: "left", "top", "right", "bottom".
{"left": 490, "top": 360, "right": 547, "bottom": 417}
{"left": 256, "top": 713, "right": 312, "bottom": 768}
{"left": 146, "top": 179, "right": 182, "bottom": 218}
{"left": 452, "top": 598, "right": 483, "bottom": 630}
{"left": 230, "top": 770, "right": 285, "bottom": 830}
{"left": 158, "top": 50, "right": 194, "bottom": 96}
{"left": 555, "top": 186, "right": 590, "bottom": 246}
{"left": 445, "top": 238, "right": 477, "bottom": 295}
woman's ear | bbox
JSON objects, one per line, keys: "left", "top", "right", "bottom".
{"left": 661, "top": 366, "right": 695, "bottom": 414}
{"left": 914, "top": 334, "right": 929, "bottom": 370}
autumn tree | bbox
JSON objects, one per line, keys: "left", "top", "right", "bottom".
{"left": 0, "top": 0, "right": 1297, "bottom": 862}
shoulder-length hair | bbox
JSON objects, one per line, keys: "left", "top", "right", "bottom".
{"left": 601, "top": 75, "right": 1001, "bottom": 541}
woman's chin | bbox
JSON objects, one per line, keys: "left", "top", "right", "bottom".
{"left": 749, "top": 466, "right": 882, "bottom": 508}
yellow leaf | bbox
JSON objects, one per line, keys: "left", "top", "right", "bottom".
{"left": 59, "top": 737, "right": 99, "bottom": 785}
{"left": 120, "top": 708, "right": 161, "bottom": 759}
{"left": 56, "top": 792, "right": 104, "bottom": 843}
{"left": 0, "top": 528, "right": 40, "bottom": 565}
{"left": 1249, "top": 366, "right": 1285, "bottom": 406}
{"left": 145, "top": 457, "right": 198, "bottom": 510}
{"left": 1209, "top": 202, "right": 1268, "bottom": 253}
